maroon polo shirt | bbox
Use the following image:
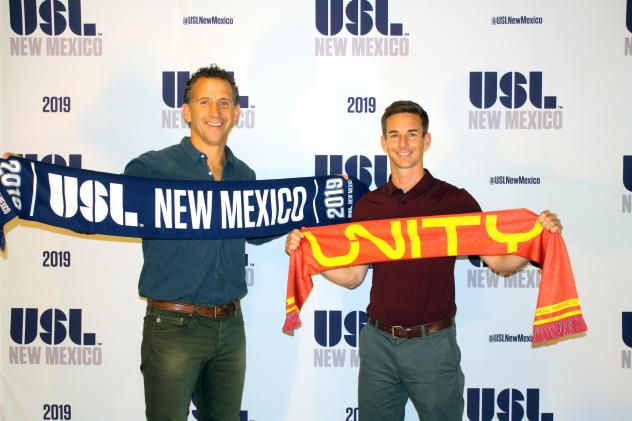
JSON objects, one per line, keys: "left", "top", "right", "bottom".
{"left": 351, "top": 170, "right": 481, "bottom": 327}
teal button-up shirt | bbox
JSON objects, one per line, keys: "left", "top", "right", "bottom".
{"left": 124, "top": 137, "right": 262, "bottom": 305}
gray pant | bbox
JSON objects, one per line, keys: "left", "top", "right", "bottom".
{"left": 141, "top": 306, "right": 246, "bottom": 421}
{"left": 358, "top": 322, "right": 464, "bottom": 421}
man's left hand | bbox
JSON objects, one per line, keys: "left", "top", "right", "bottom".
{"left": 538, "top": 210, "right": 562, "bottom": 234}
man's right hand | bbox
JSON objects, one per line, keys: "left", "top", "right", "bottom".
{"left": 285, "top": 229, "right": 304, "bottom": 255}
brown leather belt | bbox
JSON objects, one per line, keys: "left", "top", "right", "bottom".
{"left": 149, "top": 299, "right": 240, "bottom": 319}
{"left": 368, "top": 317, "right": 453, "bottom": 339}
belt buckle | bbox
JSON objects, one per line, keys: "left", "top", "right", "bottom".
{"left": 391, "top": 325, "right": 403, "bottom": 338}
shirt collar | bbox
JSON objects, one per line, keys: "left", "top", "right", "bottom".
{"left": 180, "top": 136, "right": 235, "bottom": 168}
{"left": 385, "top": 169, "right": 436, "bottom": 199}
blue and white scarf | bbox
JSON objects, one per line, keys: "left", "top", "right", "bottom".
{"left": 0, "top": 157, "right": 369, "bottom": 249}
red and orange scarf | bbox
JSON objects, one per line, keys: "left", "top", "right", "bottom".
{"left": 283, "top": 208, "right": 587, "bottom": 345}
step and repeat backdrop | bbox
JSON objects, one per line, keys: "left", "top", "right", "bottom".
{"left": 2, "top": 0, "right": 632, "bottom": 420}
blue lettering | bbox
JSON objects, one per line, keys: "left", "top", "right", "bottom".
{"left": 470, "top": 72, "right": 557, "bottom": 110}
{"left": 10, "top": 308, "right": 38, "bottom": 344}
{"left": 624, "top": 156, "right": 632, "bottom": 192}
{"left": 345, "top": 0, "right": 374, "bottom": 36}
{"left": 9, "top": 308, "right": 96, "bottom": 345}
{"left": 468, "top": 255, "right": 488, "bottom": 268}
{"left": 9, "top": 0, "right": 38, "bottom": 35}
{"left": 466, "top": 388, "right": 554, "bottom": 421}
{"left": 9, "top": 0, "right": 96, "bottom": 36}
{"left": 467, "top": 388, "right": 495, "bottom": 421}
{"left": 314, "top": 310, "right": 367, "bottom": 347}
{"left": 314, "top": 310, "right": 342, "bottom": 346}
{"left": 623, "top": 312, "right": 632, "bottom": 348}
{"left": 23, "top": 153, "right": 82, "bottom": 168}
{"left": 343, "top": 310, "right": 367, "bottom": 347}
{"left": 162, "top": 70, "right": 249, "bottom": 109}
{"left": 162, "top": 71, "right": 189, "bottom": 108}
{"left": 315, "top": 0, "right": 403, "bottom": 36}
{"left": 315, "top": 154, "right": 387, "bottom": 188}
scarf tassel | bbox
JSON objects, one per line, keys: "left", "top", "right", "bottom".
{"left": 282, "top": 311, "right": 302, "bottom": 336}
{"left": 532, "top": 314, "right": 588, "bottom": 345}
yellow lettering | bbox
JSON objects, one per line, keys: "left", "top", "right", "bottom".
{"left": 407, "top": 219, "right": 421, "bottom": 258}
{"left": 304, "top": 221, "right": 406, "bottom": 267}
{"left": 421, "top": 216, "right": 481, "bottom": 255}
{"left": 535, "top": 298, "right": 580, "bottom": 317}
{"left": 485, "top": 215, "right": 542, "bottom": 253}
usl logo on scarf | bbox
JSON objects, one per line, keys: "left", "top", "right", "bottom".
{"left": 49, "top": 174, "right": 139, "bottom": 226}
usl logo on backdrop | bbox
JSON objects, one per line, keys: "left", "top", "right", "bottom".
{"left": 9, "top": 0, "right": 103, "bottom": 56}
{"left": 466, "top": 388, "right": 554, "bottom": 420}
{"left": 313, "top": 310, "right": 367, "bottom": 367}
{"left": 314, "top": 0, "right": 409, "bottom": 56}
{"left": 623, "top": 156, "right": 632, "bottom": 213}
{"left": 622, "top": 312, "right": 632, "bottom": 369}
{"left": 8, "top": 307, "right": 102, "bottom": 366}
{"left": 161, "top": 71, "right": 255, "bottom": 130}
{"left": 315, "top": 154, "right": 387, "bottom": 189}
{"left": 468, "top": 71, "right": 563, "bottom": 130}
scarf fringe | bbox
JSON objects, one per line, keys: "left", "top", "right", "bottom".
{"left": 532, "top": 314, "right": 588, "bottom": 345}
{"left": 282, "top": 311, "right": 302, "bottom": 336}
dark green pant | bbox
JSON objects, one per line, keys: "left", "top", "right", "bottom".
{"left": 358, "top": 322, "right": 464, "bottom": 421}
{"left": 141, "top": 306, "right": 246, "bottom": 421}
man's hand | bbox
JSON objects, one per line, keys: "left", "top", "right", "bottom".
{"left": 538, "top": 210, "right": 562, "bottom": 234}
{"left": 285, "top": 229, "right": 304, "bottom": 255}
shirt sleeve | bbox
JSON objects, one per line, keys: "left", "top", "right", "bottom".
{"left": 124, "top": 158, "right": 151, "bottom": 178}
{"left": 457, "top": 188, "right": 482, "bottom": 214}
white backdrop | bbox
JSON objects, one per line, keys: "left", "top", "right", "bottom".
{"left": 2, "top": 1, "right": 632, "bottom": 420}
